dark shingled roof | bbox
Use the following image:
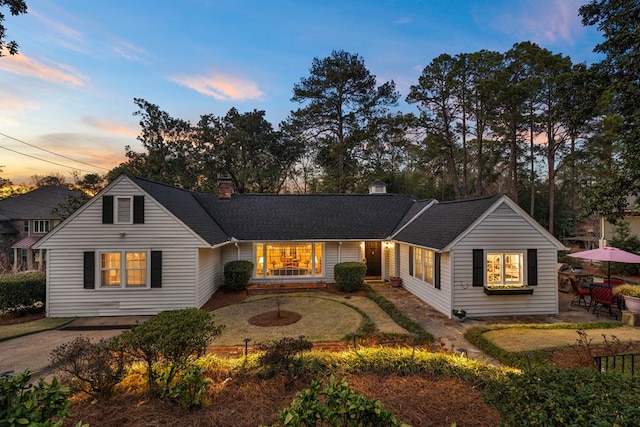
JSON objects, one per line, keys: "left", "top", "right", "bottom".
{"left": 393, "top": 195, "right": 501, "bottom": 250}
{"left": 128, "top": 176, "right": 229, "bottom": 246}
{"left": 392, "top": 199, "right": 435, "bottom": 233}
{"left": 195, "top": 192, "right": 417, "bottom": 241}
{"left": 0, "top": 186, "right": 83, "bottom": 220}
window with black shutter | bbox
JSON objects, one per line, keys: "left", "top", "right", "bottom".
{"left": 434, "top": 252, "right": 441, "bottom": 289}
{"left": 133, "top": 196, "right": 145, "bottom": 224}
{"left": 102, "top": 196, "right": 114, "bottom": 224}
{"left": 408, "top": 246, "right": 413, "bottom": 276}
{"left": 83, "top": 251, "right": 95, "bottom": 289}
{"left": 151, "top": 251, "right": 162, "bottom": 288}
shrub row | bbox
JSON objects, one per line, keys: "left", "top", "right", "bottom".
{"left": 0, "top": 271, "right": 46, "bottom": 314}
{"left": 364, "top": 285, "right": 434, "bottom": 344}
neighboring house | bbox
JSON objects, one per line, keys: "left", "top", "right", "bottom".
{"left": 35, "top": 175, "right": 566, "bottom": 318}
{"left": 0, "top": 186, "right": 83, "bottom": 271}
{"left": 600, "top": 195, "right": 640, "bottom": 247}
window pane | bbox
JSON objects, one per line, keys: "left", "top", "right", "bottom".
{"left": 487, "top": 253, "right": 502, "bottom": 284}
{"left": 117, "top": 198, "right": 131, "bottom": 223}
{"left": 504, "top": 254, "right": 521, "bottom": 283}
{"left": 314, "top": 243, "right": 322, "bottom": 275}
{"left": 266, "top": 243, "right": 312, "bottom": 276}
{"left": 424, "top": 250, "right": 434, "bottom": 283}
{"left": 101, "top": 253, "right": 121, "bottom": 286}
{"left": 415, "top": 248, "right": 423, "bottom": 279}
{"left": 255, "top": 244, "right": 264, "bottom": 276}
{"left": 126, "top": 252, "right": 146, "bottom": 287}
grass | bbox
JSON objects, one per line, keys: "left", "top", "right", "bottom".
{"left": 212, "top": 294, "right": 407, "bottom": 346}
{"left": 0, "top": 317, "right": 75, "bottom": 341}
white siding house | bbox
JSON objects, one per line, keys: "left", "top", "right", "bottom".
{"left": 36, "top": 175, "right": 565, "bottom": 318}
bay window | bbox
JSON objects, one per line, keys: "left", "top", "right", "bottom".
{"left": 254, "top": 243, "right": 323, "bottom": 277}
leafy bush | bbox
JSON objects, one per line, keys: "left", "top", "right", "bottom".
{"left": 49, "top": 336, "right": 128, "bottom": 397}
{"left": 0, "top": 272, "right": 46, "bottom": 315}
{"left": 0, "top": 370, "right": 72, "bottom": 427}
{"left": 334, "top": 262, "right": 367, "bottom": 292}
{"left": 484, "top": 368, "right": 640, "bottom": 426}
{"left": 163, "top": 364, "right": 209, "bottom": 410}
{"left": 223, "top": 260, "right": 254, "bottom": 291}
{"left": 257, "top": 336, "right": 313, "bottom": 386}
{"left": 119, "top": 308, "right": 225, "bottom": 396}
{"left": 273, "top": 376, "right": 408, "bottom": 427}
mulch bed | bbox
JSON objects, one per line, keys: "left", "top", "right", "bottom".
{"left": 66, "top": 373, "right": 500, "bottom": 427}
{"left": 0, "top": 309, "right": 45, "bottom": 326}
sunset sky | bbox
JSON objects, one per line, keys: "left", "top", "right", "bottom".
{"left": 0, "top": 0, "right": 603, "bottom": 184}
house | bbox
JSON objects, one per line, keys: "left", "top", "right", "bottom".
{"left": 600, "top": 195, "right": 640, "bottom": 247}
{"left": 35, "top": 174, "right": 566, "bottom": 318}
{"left": 0, "top": 186, "right": 83, "bottom": 272}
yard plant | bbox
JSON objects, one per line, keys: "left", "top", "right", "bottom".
{"left": 334, "top": 262, "right": 367, "bottom": 292}
{"left": 0, "top": 272, "right": 45, "bottom": 315}
{"left": 223, "top": 260, "right": 254, "bottom": 291}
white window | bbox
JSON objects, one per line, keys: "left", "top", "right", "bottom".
{"left": 413, "top": 247, "right": 435, "bottom": 285}
{"left": 99, "top": 251, "right": 148, "bottom": 288}
{"left": 33, "top": 220, "right": 50, "bottom": 233}
{"left": 115, "top": 197, "right": 132, "bottom": 224}
{"left": 23, "top": 221, "right": 29, "bottom": 233}
{"left": 486, "top": 253, "right": 523, "bottom": 286}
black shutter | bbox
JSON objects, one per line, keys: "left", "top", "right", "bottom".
{"left": 151, "top": 251, "right": 162, "bottom": 288}
{"left": 472, "top": 249, "right": 484, "bottom": 287}
{"left": 83, "top": 251, "right": 95, "bottom": 289}
{"left": 133, "top": 196, "right": 145, "bottom": 224}
{"left": 102, "top": 196, "right": 114, "bottom": 224}
{"left": 434, "top": 252, "right": 441, "bottom": 289}
{"left": 527, "top": 249, "right": 538, "bottom": 286}
{"left": 408, "top": 246, "right": 414, "bottom": 276}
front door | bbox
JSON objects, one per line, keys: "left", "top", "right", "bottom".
{"left": 364, "top": 241, "right": 382, "bottom": 277}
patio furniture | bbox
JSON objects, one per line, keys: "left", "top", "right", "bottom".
{"left": 570, "top": 278, "right": 591, "bottom": 308}
{"left": 590, "top": 283, "right": 620, "bottom": 320}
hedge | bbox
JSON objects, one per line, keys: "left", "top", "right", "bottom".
{"left": 334, "top": 262, "right": 367, "bottom": 292}
{"left": 223, "top": 260, "right": 254, "bottom": 291}
{"left": 0, "top": 271, "right": 46, "bottom": 314}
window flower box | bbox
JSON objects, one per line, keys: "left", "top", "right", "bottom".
{"left": 483, "top": 286, "right": 534, "bottom": 296}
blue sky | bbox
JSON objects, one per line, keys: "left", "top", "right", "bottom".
{"left": 0, "top": 0, "right": 603, "bottom": 184}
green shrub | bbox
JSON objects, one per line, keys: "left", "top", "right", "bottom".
{"left": 164, "top": 364, "right": 209, "bottom": 410}
{"left": 223, "top": 260, "right": 254, "bottom": 291}
{"left": 257, "top": 336, "right": 313, "bottom": 387}
{"left": 0, "top": 272, "right": 46, "bottom": 315}
{"left": 0, "top": 370, "right": 72, "bottom": 427}
{"left": 273, "top": 376, "right": 408, "bottom": 427}
{"left": 334, "top": 262, "right": 367, "bottom": 292}
{"left": 120, "top": 308, "right": 225, "bottom": 396}
{"left": 49, "top": 336, "right": 128, "bottom": 397}
{"left": 484, "top": 368, "right": 640, "bottom": 426}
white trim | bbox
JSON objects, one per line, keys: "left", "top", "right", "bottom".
{"left": 443, "top": 196, "right": 567, "bottom": 251}
{"left": 114, "top": 196, "right": 133, "bottom": 224}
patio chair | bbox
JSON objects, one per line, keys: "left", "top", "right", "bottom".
{"left": 590, "top": 284, "right": 619, "bottom": 320}
{"left": 570, "top": 278, "right": 591, "bottom": 308}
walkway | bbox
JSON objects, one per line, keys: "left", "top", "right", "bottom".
{"left": 367, "top": 281, "right": 613, "bottom": 364}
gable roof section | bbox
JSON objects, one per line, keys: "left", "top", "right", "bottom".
{"left": 128, "top": 176, "right": 229, "bottom": 246}
{"left": 0, "top": 186, "right": 83, "bottom": 220}
{"left": 195, "top": 192, "right": 417, "bottom": 241}
{"left": 393, "top": 195, "right": 501, "bottom": 250}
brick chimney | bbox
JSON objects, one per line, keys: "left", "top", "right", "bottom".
{"left": 218, "top": 178, "right": 234, "bottom": 199}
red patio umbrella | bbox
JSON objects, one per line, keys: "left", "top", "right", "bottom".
{"left": 568, "top": 246, "right": 640, "bottom": 283}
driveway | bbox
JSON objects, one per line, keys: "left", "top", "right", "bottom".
{"left": 0, "top": 316, "right": 149, "bottom": 378}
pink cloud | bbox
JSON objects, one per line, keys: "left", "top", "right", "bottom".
{"left": 171, "top": 73, "right": 265, "bottom": 101}
{"left": 0, "top": 52, "right": 86, "bottom": 87}
{"left": 81, "top": 116, "right": 139, "bottom": 138}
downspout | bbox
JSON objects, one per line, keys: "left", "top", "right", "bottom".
{"left": 338, "top": 241, "right": 342, "bottom": 263}
{"left": 235, "top": 242, "right": 240, "bottom": 260}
